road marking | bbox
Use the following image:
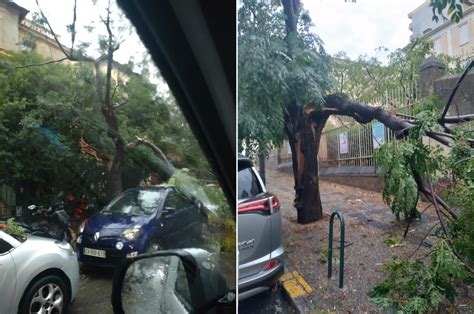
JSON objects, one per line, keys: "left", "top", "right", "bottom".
{"left": 295, "top": 273, "right": 314, "bottom": 294}
{"left": 282, "top": 279, "right": 306, "bottom": 298}
{"left": 279, "top": 270, "right": 314, "bottom": 299}
{"left": 279, "top": 272, "right": 295, "bottom": 282}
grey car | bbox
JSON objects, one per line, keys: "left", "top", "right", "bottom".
{"left": 238, "top": 155, "right": 284, "bottom": 300}
{"left": 0, "top": 230, "right": 79, "bottom": 314}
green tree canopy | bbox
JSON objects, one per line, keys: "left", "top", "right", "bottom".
{"left": 0, "top": 51, "right": 211, "bottom": 205}
{"left": 238, "top": 0, "right": 331, "bottom": 155}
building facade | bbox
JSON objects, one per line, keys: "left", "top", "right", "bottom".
{"left": 409, "top": 1, "right": 474, "bottom": 59}
{"left": 0, "top": 0, "right": 67, "bottom": 59}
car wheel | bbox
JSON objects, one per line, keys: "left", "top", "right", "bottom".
{"left": 146, "top": 240, "right": 163, "bottom": 252}
{"left": 20, "top": 275, "right": 70, "bottom": 314}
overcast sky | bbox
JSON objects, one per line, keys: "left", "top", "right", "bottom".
{"left": 16, "top": 1, "right": 427, "bottom": 63}
{"left": 302, "top": 0, "right": 426, "bottom": 60}
{"left": 14, "top": 0, "right": 172, "bottom": 94}
{"left": 14, "top": 0, "right": 146, "bottom": 64}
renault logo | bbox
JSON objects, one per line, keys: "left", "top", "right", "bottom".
{"left": 94, "top": 232, "right": 100, "bottom": 242}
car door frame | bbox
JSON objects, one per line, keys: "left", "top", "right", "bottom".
{"left": 159, "top": 188, "right": 199, "bottom": 248}
{"left": 0, "top": 232, "right": 19, "bottom": 314}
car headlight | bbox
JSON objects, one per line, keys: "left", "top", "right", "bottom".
{"left": 121, "top": 225, "right": 141, "bottom": 240}
{"left": 78, "top": 219, "right": 88, "bottom": 234}
{"left": 115, "top": 241, "right": 124, "bottom": 250}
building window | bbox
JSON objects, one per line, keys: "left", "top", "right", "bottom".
{"left": 459, "top": 23, "right": 469, "bottom": 46}
{"left": 433, "top": 37, "right": 442, "bottom": 54}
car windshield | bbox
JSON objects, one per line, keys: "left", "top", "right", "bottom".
{"left": 101, "top": 190, "right": 163, "bottom": 216}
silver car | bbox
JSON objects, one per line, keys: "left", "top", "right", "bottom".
{"left": 0, "top": 230, "right": 79, "bottom": 314}
{"left": 238, "top": 155, "right": 284, "bottom": 300}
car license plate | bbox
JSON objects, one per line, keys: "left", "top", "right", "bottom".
{"left": 83, "top": 248, "right": 106, "bottom": 258}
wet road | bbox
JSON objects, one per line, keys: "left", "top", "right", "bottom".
{"left": 238, "top": 289, "right": 295, "bottom": 314}
{"left": 69, "top": 264, "right": 114, "bottom": 314}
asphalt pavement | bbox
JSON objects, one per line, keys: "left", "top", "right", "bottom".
{"left": 238, "top": 288, "right": 295, "bottom": 314}
{"left": 69, "top": 264, "right": 114, "bottom": 313}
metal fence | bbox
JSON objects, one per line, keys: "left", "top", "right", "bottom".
{"left": 320, "top": 100, "right": 415, "bottom": 169}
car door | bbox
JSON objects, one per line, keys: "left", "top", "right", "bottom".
{"left": 0, "top": 237, "right": 17, "bottom": 314}
{"left": 161, "top": 189, "right": 198, "bottom": 248}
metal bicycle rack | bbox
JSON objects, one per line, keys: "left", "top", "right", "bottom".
{"left": 328, "top": 210, "right": 345, "bottom": 288}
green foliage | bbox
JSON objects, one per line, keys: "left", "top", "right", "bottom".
{"left": 376, "top": 97, "right": 446, "bottom": 220}
{"left": 333, "top": 38, "right": 436, "bottom": 105}
{"left": 376, "top": 140, "right": 423, "bottom": 220}
{"left": 160, "top": 170, "right": 235, "bottom": 253}
{"left": 20, "top": 34, "right": 37, "bottom": 51}
{"left": 430, "top": 0, "right": 464, "bottom": 23}
{"left": 383, "top": 232, "right": 405, "bottom": 247}
{"left": 373, "top": 95, "right": 472, "bottom": 310}
{"left": 238, "top": 0, "right": 331, "bottom": 155}
{"left": 369, "top": 241, "right": 468, "bottom": 312}
{"left": 31, "top": 12, "right": 48, "bottom": 27}
{"left": 0, "top": 51, "right": 212, "bottom": 205}
{"left": 318, "top": 245, "right": 328, "bottom": 264}
{"left": 333, "top": 38, "right": 466, "bottom": 109}
{"left": 445, "top": 131, "right": 474, "bottom": 264}
{"left": 346, "top": 0, "right": 465, "bottom": 23}
{"left": 3, "top": 218, "right": 25, "bottom": 238}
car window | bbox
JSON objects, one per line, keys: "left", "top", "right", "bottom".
{"left": 102, "top": 190, "right": 164, "bottom": 216}
{"left": 238, "top": 168, "right": 263, "bottom": 200}
{"left": 0, "top": 239, "right": 13, "bottom": 254}
{"left": 164, "top": 191, "right": 192, "bottom": 211}
{"left": 174, "top": 260, "right": 193, "bottom": 310}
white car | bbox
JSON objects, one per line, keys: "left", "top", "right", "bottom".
{"left": 0, "top": 231, "right": 79, "bottom": 314}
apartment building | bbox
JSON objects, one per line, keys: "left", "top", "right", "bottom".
{"left": 409, "top": 0, "right": 474, "bottom": 58}
{"left": 0, "top": 0, "right": 67, "bottom": 59}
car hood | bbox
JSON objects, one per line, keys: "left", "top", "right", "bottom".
{"left": 84, "top": 214, "right": 151, "bottom": 237}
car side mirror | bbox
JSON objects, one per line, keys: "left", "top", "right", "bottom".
{"left": 111, "top": 249, "right": 233, "bottom": 313}
{"left": 162, "top": 206, "right": 175, "bottom": 219}
{"left": 163, "top": 206, "right": 175, "bottom": 212}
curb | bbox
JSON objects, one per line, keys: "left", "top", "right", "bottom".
{"left": 278, "top": 266, "right": 314, "bottom": 313}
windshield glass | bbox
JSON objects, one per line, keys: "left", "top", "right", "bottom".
{"left": 101, "top": 190, "right": 164, "bottom": 216}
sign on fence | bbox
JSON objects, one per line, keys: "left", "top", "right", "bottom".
{"left": 372, "top": 122, "right": 385, "bottom": 149}
{"left": 339, "top": 132, "right": 348, "bottom": 154}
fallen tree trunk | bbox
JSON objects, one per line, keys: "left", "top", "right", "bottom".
{"left": 305, "top": 93, "right": 472, "bottom": 271}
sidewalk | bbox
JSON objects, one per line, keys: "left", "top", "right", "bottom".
{"left": 264, "top": 167, "right": 473, "bottom": 312}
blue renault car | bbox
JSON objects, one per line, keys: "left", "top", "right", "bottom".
{"left": 76, "top": 186, "right": 208, "bottom": 267}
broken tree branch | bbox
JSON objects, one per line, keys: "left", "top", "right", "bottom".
{"left": 126, "top": 136, "right": 175, "bottom": 174}
{"left": 441, "top": 114, "right": 474, "bottom": 124}
{"left": 2, "top": 57, "right": 68, "bottom": 69}
{"left": 35, "top": 0, "right": 71, "bottom": 59}
{"left": 70, "top": 0, "right": 77, "bottom": 52}
{"left": 424, "top": 161, "right": 474, "bottom": 273}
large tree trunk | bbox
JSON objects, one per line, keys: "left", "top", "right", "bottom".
{"left": 97, "top": 12, "right": 126, "bottom": 201}
{"left": 285, "top": 101, "right": 329, "bottom": 223}
{"left": 282, "top": 0, "right": 328, "bottom": 223}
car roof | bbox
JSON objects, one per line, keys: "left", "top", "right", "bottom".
{"left": 238, "top": 155, "right": 253, "bottom": 170}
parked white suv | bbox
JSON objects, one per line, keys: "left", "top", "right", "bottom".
{"left": 0, "top": 230, "right": 79, "bottom": 314}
